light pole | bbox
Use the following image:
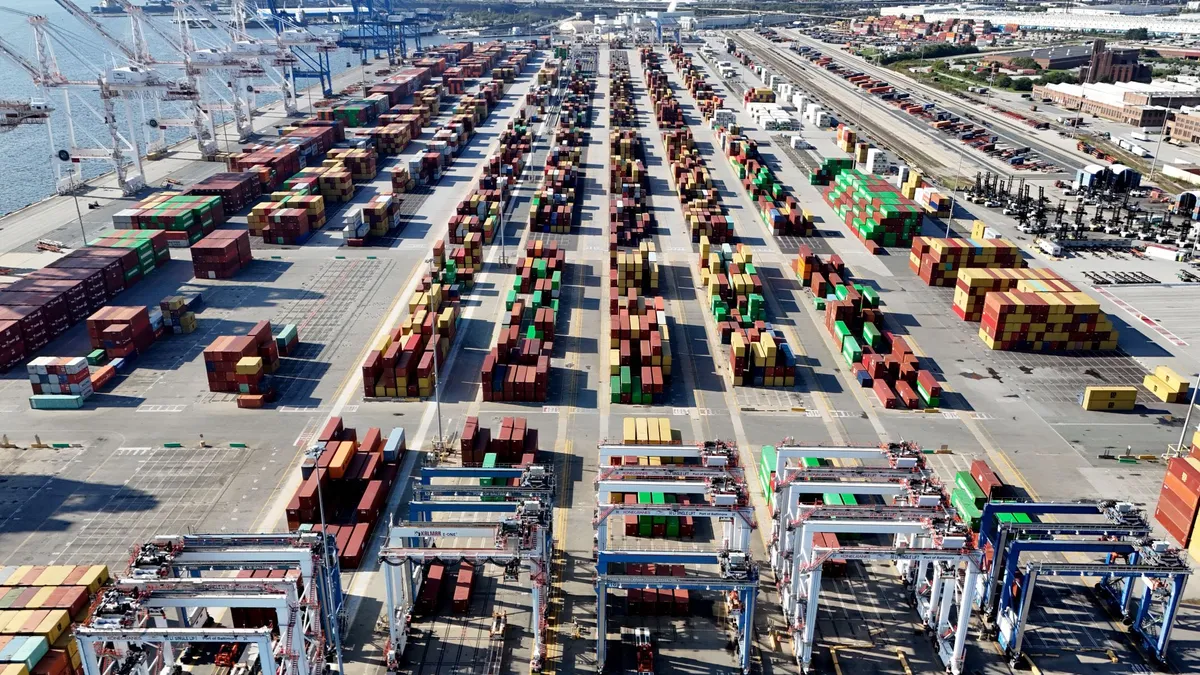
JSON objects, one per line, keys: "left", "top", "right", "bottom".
{"left": 1149, "top": 94, "right": 1174, "bottom": 182}
{"left": 1169, "top": 372, "right": 1200, "bottom": 459}
{"left": 428, "top": 256, "right": 445, "bottom": 452}
{"left": 71, "top": 191, "right": 87, "bottom": 246}
{"left": 946, "top": 142, "right": 967, "bottom": 237}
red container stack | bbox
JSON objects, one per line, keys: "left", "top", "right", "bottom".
{"left": 192, "top": 230, "right": 253, "bottom": 279}
{"left": 285, "top": 419, "right": 404, "bottom": 569}
{"left": 458, "top": 415, "right": 540, "bottom": 466}
{"left": 1156, "top": 458, "right": 1200, "bottom": 547}
{"left": 86, "top": 306, "right": 156, "bottom": 359}
{"left": 481, "top": 242, "right": 561, "bottom": 402}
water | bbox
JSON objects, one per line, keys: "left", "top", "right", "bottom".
{"left": 0, "top": 0, "right": 458, "bottom": 216}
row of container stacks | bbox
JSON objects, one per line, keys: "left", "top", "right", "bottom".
{"left": 796, "top": 245, "right": 944, "bottom": 409}
{"left": 530, "top": 69, "right": 592, "bottom": 234}
{"left": 289, "top": 419, "right": 406, "bottom": 569}
{"left": 610, "top": 50, "right": 636, "bottom": 128}
{"left": 204, "top": 320, "right": 300, "bottom": 408}
{"left": 621, "top": 568, "right": 691, "bottom": 615}
{"left": 0, "top": 564, "right": 111, "bottom": 675}
{"left": 112, "top": 192, "right": 228, "bottom": 248}
{"left": 698, "top": 238, "right": 796, "bottom": 388}
{"left": 447, "top": 116, "right": 534, "bottom": 245}
{"left": 26, "top": 357, "right": 94, "bottom": 410}
{"left": 899, "top": 167, "right": 953, "bottom": 218}
{"left": 609, "top": 292, "right": 673, "bottom": 405}
{"left": 909, "top": 234, "right": 1026, "bottom": 288}
{"left": 809, "top": 157, "right": 853, "bottom": 186}
{"left": 645, "top": 52, "right": 684, "bottom": 134}
{"left": 666, "top": 46, "right": 725, "bottom": 125}
{"left": 1154, "top": 441, "right": 1200, "bottom": 562}
{"left": 822, "top": 168, "right": 925, "bottom": 254}
{"left": 482, "top": 241, "right": 563, "bottom": 402}
{"left": 0, "top": 237, "right": 169, "bottom": 373}
{"left": 661, "top": 126, "right": 733, "bottom": 243}
{"left": 362, "top": 262, "right": 461, "bottom": 398}
{"left": 715, "top": 126, "right": 814, "bottom": 237}
{"left": 191, "top": 230, "right": 253, "bottom": 279}
{"left": 608, "top": 55, "right": 672, "bottom": 407}
{"left": 908, "top": 234, "right": 1120, "bottom": 352}
{"left": 460, "top": 415, "right": 540, "bottom": 467}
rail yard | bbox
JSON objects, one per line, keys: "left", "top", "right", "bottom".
{"left": 4, "top": 11, "right": 1200, "bottom": 675}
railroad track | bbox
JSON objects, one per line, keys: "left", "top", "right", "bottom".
{"left": 730, "top": 33, "right": 954, "bottom": 181}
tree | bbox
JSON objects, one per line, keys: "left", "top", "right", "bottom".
{"left": 1008, "top": 56, "right": 1042, "bottom": 71}
{"left": 1011, "top": 77, "right": 1035, "bottom": 91}
{"left": 995, "top": 74, "right": 1013, "bottom": 88}
{"left": 1125, "top": 28, "right": 1150, "bottom": 41}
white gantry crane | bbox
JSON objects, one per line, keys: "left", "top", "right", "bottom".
{"left": 0, "top": 13, "right": 160, "bottom": 195}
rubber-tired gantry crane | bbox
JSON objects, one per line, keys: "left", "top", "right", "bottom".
{"left": 75, "top": 533, "right": 344, "bottom": 675}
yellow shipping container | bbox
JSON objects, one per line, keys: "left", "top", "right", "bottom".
{"left": 636, "top": 417, "right": 649, "bottom": 443}
{"left": 1154, "top": 366, "right": 1191, "bottom": 394}
{"left": 658, "top": 418, "right": 672, "bottom": 445}
{"left": 623, "top": 417, "right": 636, "bottom": 444}
{"left": 1144, "top": 374, "right": 1187, "bottom": 403}
{"left": 1081, "top": 386, "right": 1137, "bottom": 411}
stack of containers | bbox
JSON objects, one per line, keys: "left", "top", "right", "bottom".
{"left": 0, "top": 564, "right": 108, "bottom": 675}
{"left": 274, "top": 323, "right": 301, "bottom": 356}
{"left": 327, "top": 148, "right": 379, "bottom": 181}
{"left": 459, "top": 415, "right": 540, "bottom": 467}
{"left": 979, "top": 291, "right": 1119, "bottom": 352}
{"left": 809, "top": 157, "right": 854, "bottom": 186}
{"left": 230, "top": 143, "right": 302, "bottom": 193}
{"left": 899, "top": 168, "right": 927, "bottom": 200}
{"left": 716, "top": 128, "right": 814, "bottom": 236}
{"left": 27, "top": 357, "right": 92, "bottom": 409}
{"left": 612, "top": 244, "right": 659, "bottom": 295}
{"left": 361, "top": 275, "right": 459, "bottom": 399}
{"left": 908, "top": 236, "right": 1025, "bottom": 287}
{"left": 286, "top": 419, "right": 404, "bottom": 569}
{"left": 950, "top": 470, "right": 988, "bottom": 531}
{"left": 952, "top": 267, "right": 1062, "bottom": 321}
{"left": 529, "top": 139, "right": 582, "bottom": 234}
{"left": 191, "top": 230, "right": 253, "bottom": 279}
{"left": 203, "top": 321, "right": 280, "bottom": 406}
{"left": 112, "top": 193, "right": 226, "bottom": 247}
{"left": 661, "top": 127, "right": 731, "bottom": 243}
{"left": 609, "top": 293, "right": 672, "bottom": 404}
{"left": 86, "top": 306, "right": 156, "bottom": 359}
{"left": 1080, "top": 386, "right": 1138, "bottom": 411}
{"left": 363, "top": 194, "right": 402, "bottom": 238}
{"left": 1145, "top": 366, "right": 1191, "bottom": 404}
{"left": 914, "top": 185, "right": 953, "bottom": 217}
{"left": 823, "top": 169, "right": 924, "bottom": 253}
{"left": 610, "top": 51, "right": 636, "bottom": 128}
{"left": 482, "top": 242, "right": 560, "bottom": 402}
{"left": 0, "top": 320, "right": 23, "bottom": 373}
{"left": 741, "top": 87, "right": 776, "bottom": 109}
{"left": 606, "top": 418, "right": 702, "bottom": 545}
{"left": 390, "top": 166, "right": 414, "bottom": 194}
{"left": 698, "top": 239, "right": 796, "bottom": 388}
{"left": 800, "top": 246, "right": 945, "bottom": 408}
{"left": 1155, "top": 458, "right": 1200, "bottom": 551}
{"left": 185, "top": 172, "right": 262, "bottom": 213}
{"left": 836, "top": 124, "right": 857, "bottom": 153}
{"left": 159, "top": 296, "right": 197, "bottom": 335}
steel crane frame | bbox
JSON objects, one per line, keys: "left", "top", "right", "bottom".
{"left": 380, "top": 501, "right": 553, "bottom": 673}
{"left": 996, "top": 541, "right": 1190, "bottom": 666}
{"left": 593, "top": 455, "right": 758, "bottom": 673}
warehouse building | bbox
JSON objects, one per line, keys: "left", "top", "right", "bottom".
{"left": 1166, "top": 105, "right": 1200, "bottom": 142}
{"left": 983, "top": 40, "right": 1148, "bottom": 82}
{"left": 1033, "top": 80, "right": 1200, "bottom": 127}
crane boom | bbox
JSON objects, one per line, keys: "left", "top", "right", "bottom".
{"left": 0, "top": 35, "right": 48, "bottom": 83}
{"left": 53, "top": 0, "right": 141, "bottom": 64}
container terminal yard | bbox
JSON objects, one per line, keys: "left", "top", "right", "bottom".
{"left": 5, "top": 7, "right": 1200, "bottom": 675}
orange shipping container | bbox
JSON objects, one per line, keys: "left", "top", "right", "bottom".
{"left": 329, "top": 440, "right": 355, "bottom": 479}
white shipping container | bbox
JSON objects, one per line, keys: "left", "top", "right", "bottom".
{"left": 1145, "top": 243, "right": 1184, "bottom": 261}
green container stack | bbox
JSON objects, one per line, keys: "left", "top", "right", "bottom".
{"left": 823, "top": 169, "right": 924, "bottom": 248}
{"left": 955, "top": 471, "right": 987, "bottom": 510}
{"left": 759, "top": 445, "right": 778, "bottom": 507}
{"left": 638, "top": 492, "right": 652, "bottom": 536}
{"left": 481, "top": 453, "right": 501, "bottom": 501}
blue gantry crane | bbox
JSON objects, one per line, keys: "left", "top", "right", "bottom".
{"left": 335, "top": 1, "right": 425, "bottom": 63}
{"left": 976, "top": 501, "right": 1191, "bottom": 667}
{"left": 259, "top": 0, "right": 337, "bottom": 97}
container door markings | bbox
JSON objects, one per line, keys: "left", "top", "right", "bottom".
{"left": 942, "top": 411, "right": 959, "bottom": 419}
{"left": 542, "top": 406, "right": 560, "bottom": 414}
{"left": 968, "top": 412, "right": 994, "bottom": 421}
{"left": 829, "top": 410, "right": 857, "bottom": 418}
{"left": 806, "top": 409, "right": 823, "bottom": 418}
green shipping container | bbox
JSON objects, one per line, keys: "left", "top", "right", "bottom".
{"left": 638, "top": 492, "right": 652, "bottom": 536}
{"left": 955, "top": 471, "right": 987, "bottom": 509}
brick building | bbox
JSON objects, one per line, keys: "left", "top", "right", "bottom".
{"left": 1033, "top": 81, "right": 1200, "bottom": 127}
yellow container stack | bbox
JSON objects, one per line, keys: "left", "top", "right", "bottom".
{"left": 1081, "top": 386, "right": 1138, "bottom": 411}
{"left": 1145, "top": 366, "right": 1192, "bottom": 403}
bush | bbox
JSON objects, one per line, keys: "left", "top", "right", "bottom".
{"left": 1011, "top": 77, "right": 1035, "bottom": 91}
{"left": 880, "top": 44, "right": 979, "bottom": 65}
